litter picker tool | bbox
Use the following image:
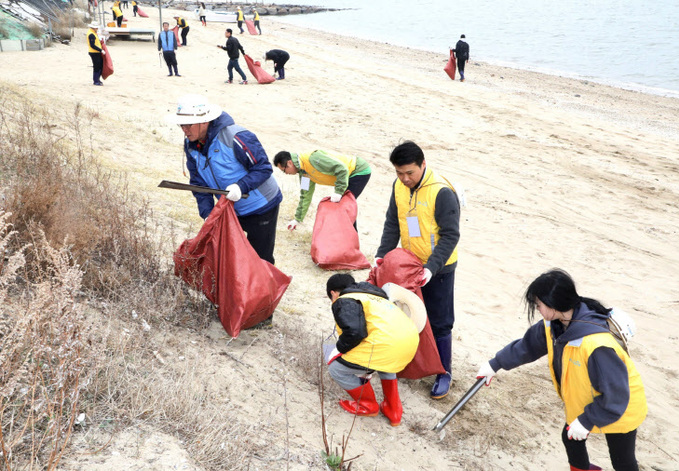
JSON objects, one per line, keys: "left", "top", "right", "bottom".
{"left": 432, "top": 377, "right": 485, "bottom": 433}
{"left": 158, "top": 180, "right": 249, "bottom": 198}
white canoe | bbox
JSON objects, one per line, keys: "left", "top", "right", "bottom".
{"left": 194, "top": 9, "right": 237, "bottom": 23}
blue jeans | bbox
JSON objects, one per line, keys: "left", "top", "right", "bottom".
{"left": 228, "top": 59, "right": 247, "bottom": 81}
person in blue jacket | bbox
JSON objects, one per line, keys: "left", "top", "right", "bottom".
{"left": 475, "top": 269, "right": 647, "bottom": 471}
{"left": 158, "top": 22, "right": 180, "bottom": 77}
{"left": 167, "top": 94, "right": 282, "bottom": 265}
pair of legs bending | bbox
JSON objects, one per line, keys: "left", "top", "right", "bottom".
{"left": 562, "top": 425, "right": 639, "bottom": 471}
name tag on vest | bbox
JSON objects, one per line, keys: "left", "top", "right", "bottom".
{"left": 407, "top": 216, "right": 421, "bottom": 237}
{"left": 300, "top": 176, "right": 310, "bottom": 191}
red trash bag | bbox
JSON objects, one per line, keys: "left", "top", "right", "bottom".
{"left": 245, "top": 19, "right": 257, "bottom": 35}
{"left": 101, "top": 41, "right": 114, "bottom": 79}
{"left": 172, "top": 25, "right": 182, "bottom": 47}
{"left": 367, "top": 248, "right": 445, "bottom": 379}
{"left": 243, "top": 54, "right": 275, "bottom": 84}
{"left": 137, "top": 7, "right": 148, "bottom": 17}
{"left": 444, "top": 49, "right": 456, "bottom": 80}
{"left": 311, "top": 191, "right": 370, "bottom": 270}
{"left": 174, "top": 198, "right": 292, "bottom": 338}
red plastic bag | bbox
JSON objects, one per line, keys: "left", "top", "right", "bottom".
{"left": 311, "top": 191, "right": 370, "bottom": 270}
{"left": 172, "top": 25, "right": 182, "bottom": 47}
{"left": 245, "top": 19, "right": 257, "bottom": 35}
{"left": 367, "top": 248, "right": 445, "bottom": 379}
{"left": 243, "top": 54, "right": 275, "bottom": 84}
{"left": 137, "top": 7, "right": 148, "bottom": 17}
{"left": 101, "top": 41, "right": 114, "bottom": 80}
{"left": 174, "top": 198, "right": 292, "bottom": 338}
{"left": 444, "top": 49, "right": 456, "bottom": 80}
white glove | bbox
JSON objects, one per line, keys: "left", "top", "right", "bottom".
{"left": 225, "top": 183, "right": 242, "bottom": 202}
{"left": 475, "top": 361, "right": 496, "bottom": 386}
{"left": 287, "top": 219, "right": 299, "bottom": 231}
{"left": 326, "top": 347, "right": 341, "bottom": 365}
{"left": 329, "top": 193, "right": 342, "bottom": 203}
{"left": 102, "top": 50, "right": 106, "bottom": 55}
{"left": 420, "top": 268, "right": 432, "bottom": 286}
{"left": 567, "top": 418, "right": 590, "bottom": 441}
{"left": 371, "top": 257, "right": 383, "bottom": 269}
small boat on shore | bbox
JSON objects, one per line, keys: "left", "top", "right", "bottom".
{"left": 194, "top": 9, "right": 237, "bottom": 23}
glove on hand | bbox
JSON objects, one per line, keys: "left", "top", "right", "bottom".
{"left": 329, "top": 193, "right": 342, "bottom": 203}
{"left": 225, "top": 183, "right": 242, "bottom": 202}
{"left": 475, "top": 361, "right": 496, "bottom": 386}
{"left": 287, "top": 219, "right": 299, "bottom": 231}
{"left": 327, "top": 348, "right": 341, "bottom": 365}
{"left": 371, "top": 257, "right": 383, "bottom": 269}
{"left": 420, "top": 268, "right": 433, "bottom": 286}
{"left": 567, "top": 418, "right": 590, "bottom": 441}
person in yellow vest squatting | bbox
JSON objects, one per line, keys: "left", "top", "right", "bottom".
{"left": 376, "top": 141, "right": 461, "bottom": 400}
{"left": 236, "top": 6, "right": 244, "bottom": 34}
{"left": 174, "top": 15, "right": 190, "bottom": 46}
{"left": 273, "top": 150, "right": 371, "bottom": 231}
{"left": 252, "top": 8, "right": 261, "bottom": 34}
{"left": 111, "top": 2, "right": 123, "bottom": 27}
{"left": 325, "top": 274, "right": 419, "bottom": 426}
{"left": 475, "top": 269, "right": 647, "bottom": 471}
{"left": 86, "top": 23, "right": 105, "bottom": 86}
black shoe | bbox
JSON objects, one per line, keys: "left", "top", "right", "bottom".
{"left": 168, "top": 74, "right": 173, "bottom": 76}
{"left": 175, "top": 74, "right": 181, "bottom": 77}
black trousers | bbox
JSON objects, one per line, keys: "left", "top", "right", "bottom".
{"left": 89, "top": 52, "right": 103, "bottom": 83}
{"left": 180, "top": 26, "right": 189, "bottom": 45}
{"left": 561, "top": 424, "right": 639, "bottom": 471}
{"left": 162, "top": 50, "right": 178, "bottom": 75}
{"left": 237, "top": 204, "right": 279, "bottom": 265}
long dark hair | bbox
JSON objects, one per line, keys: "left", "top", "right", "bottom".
{"left": 524, "top": 268, "right": 609, "bottom": 323}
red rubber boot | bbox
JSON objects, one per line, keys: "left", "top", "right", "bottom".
{"left": 380, "top": 379, "right": 403, "bottom": 426}
{"left": 339, "top": 382, "right": 379, "bottom": 417}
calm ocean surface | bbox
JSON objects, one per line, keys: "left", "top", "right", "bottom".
{"left": 275, "top": 0, "right": 679, "bottom": 97}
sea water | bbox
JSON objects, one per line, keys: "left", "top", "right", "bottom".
{"left": 275, "top": 0, "right": 679, "bottom": 97}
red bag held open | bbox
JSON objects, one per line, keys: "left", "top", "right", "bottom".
{"left": 444, "top": 49, "right": 456, "bottom": 80}
{"left": 243, "top": 54, "right": 275, "bottom": 84}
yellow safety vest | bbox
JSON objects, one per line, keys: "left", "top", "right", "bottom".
{"left": 87, "top": 30, "right": 102, "bottom": 53}
{"left": 253, "top": 11, "right": 260, "bottom": 21}
{"left": 112, "top": 5, "right": 122, "bottom": 17}
{"left": 335, "top": 292, "right": 419, "bottom": 373}
{"left": 237, "top": 10, "right": 244, "bottom": 21}
{"left": 297, "top": 151, "right": 357, "bottom": 187}
{"left": 177, "top": 17, "right": 186, "bottom": 27}
{"left": 394, "top": 167, "right": 458, "bottom": 266}
{"left": 545, "top": 321, "right": 647, "bottom": 433}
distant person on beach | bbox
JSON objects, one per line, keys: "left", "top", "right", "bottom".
{"left": 121, "top": 0, "right": 128, "bottom": 9}
{"left": 198, "top": 3, "right": 207, "bottom": 26}
{"left": 111, "top": 2, "right": 123, "bottom": 27}
{"left": 252, "top": 8, "right": 261, "bottom": 34}
{"left": 262, "top": 49, "right": 290, "bottom": 80}
{"left": 376, "top": 141, "right": 461, "bottom": 400}
{"left": 475, "top": 269, "right": 647, "bottom": 471}
{"left": 217, "top": 29, "right": 248, "bottom": 84}
{"left": 454, "top": 34, "right": 469, "bottom": 82}
{"left": 174, "top": 15, "right": 190, "bottom": 46}
{"left": 273, "top": 150, "right": 371, "bottom": 230}
{"left": 324, "top": 273, "right": 419, "bottom": 427}
{"left": 166, "top": 94, "right": 282, "bottom": 265}
{"left": 236, "top": 6, "right": 245, "bottom": 34}
{"left": 86, "top": 22, "right": 105, "bottom": 86}
{"left": 158, "top": 22, "right": 180, "bottom": 77}
{"left": 132, "top": 0, "right": 138, "bottom": 16}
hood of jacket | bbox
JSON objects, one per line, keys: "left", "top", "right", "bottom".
{"left": 340, "top": 281, "right": 388, "bottom": 300}
{"left": 556, "top": 302, "right": 610, "bottom": 344}
{"left": 187, "top": 112, "right": 235, "bottom": 154}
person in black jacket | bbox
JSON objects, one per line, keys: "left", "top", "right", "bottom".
{"left": 217, "top": 29, "right": 248, "bottom": 84}
{"left": 262, "top": 49, "right": 290, "bottom": 80}
{"left": 454, "top": 34, "right": 470, "bottom": 82}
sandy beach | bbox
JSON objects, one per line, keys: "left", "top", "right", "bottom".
{"left": 1, "top": 6, "right": 678, "bottom": 470}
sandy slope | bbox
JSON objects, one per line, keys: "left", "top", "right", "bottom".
{"left": 1, "top": 5, "right": 678, "bottom": 470}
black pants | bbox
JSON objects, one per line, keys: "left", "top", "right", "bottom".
{"left": 116, "top": 16, "right": 123, "bottom": 27}
{"left": 457, "top": 57, "right": 466, "bottom": 79}
{"left": 237, "top": 204, "right": 279, "bottom": 265}
{"left": 180, "top": 26, "right": 189, "bottom": 46}
{"left": 162, "top": 50, "right": 178, "bottom": 75}
{"left": 133, "top": 5, "right": 137, "bottom": 16}
{"left": 254, "top": 20, "right": 261, "bottom": 34}
{"left": 421, "top": 264, "right": 456, "bottom": 339}
{"left": 237, "top": 20, "right": 244, "bottom": 33}
{"left": 347, "top": 173, "right": 370, "bottom": 199}
{"left": 89, "top": 52, "right": 103, "bottom": 84}
{"left": 561, "top": 424, "right": 639, "bottom": 471}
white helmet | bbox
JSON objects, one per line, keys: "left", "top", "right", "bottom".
{"left": 166, "top": 94, "right": 222, "bottom": 125}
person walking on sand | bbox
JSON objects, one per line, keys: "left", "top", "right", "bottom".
{"left": 376, "top": 141, "right": 461, "bottom": 400}
{"left": 158, "top": 22, "right": 180, "bottom": 77}
{"left": 236, "top": 6, "right": 245, "bottom": 34}
{"left": 273, "top": 150, "right": 371, "bottom": 231}
{"left": 131, "top": 0, "right": 138, "bottom": 17}
{"left": 325, "top": 274, "right": 419, "bottom": 427}
{"left": 217, "top": 29, "right": 247, "bottom": 84}
{"left": 174, "top": 15, "right": 190, "bottom": 46}
{"left": 262, "top": 49, "right": 290, "bottom": 80}
{"left": 454, "top": 34, "right": 470, "bottom": 82}
{"left": 252, "top": 8, "right": 261, "bottom": 35}
{"left": 86, "top": 22, "right": 105, "bottom": 86}
{"left": 475, "top": 269, "right": 647, "bottom": 471}
{"left": 198, "top": 2, "right": 207, "bottom": 26}
{"left": 111, "top": 2, "right": 123, "bottom": 27}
